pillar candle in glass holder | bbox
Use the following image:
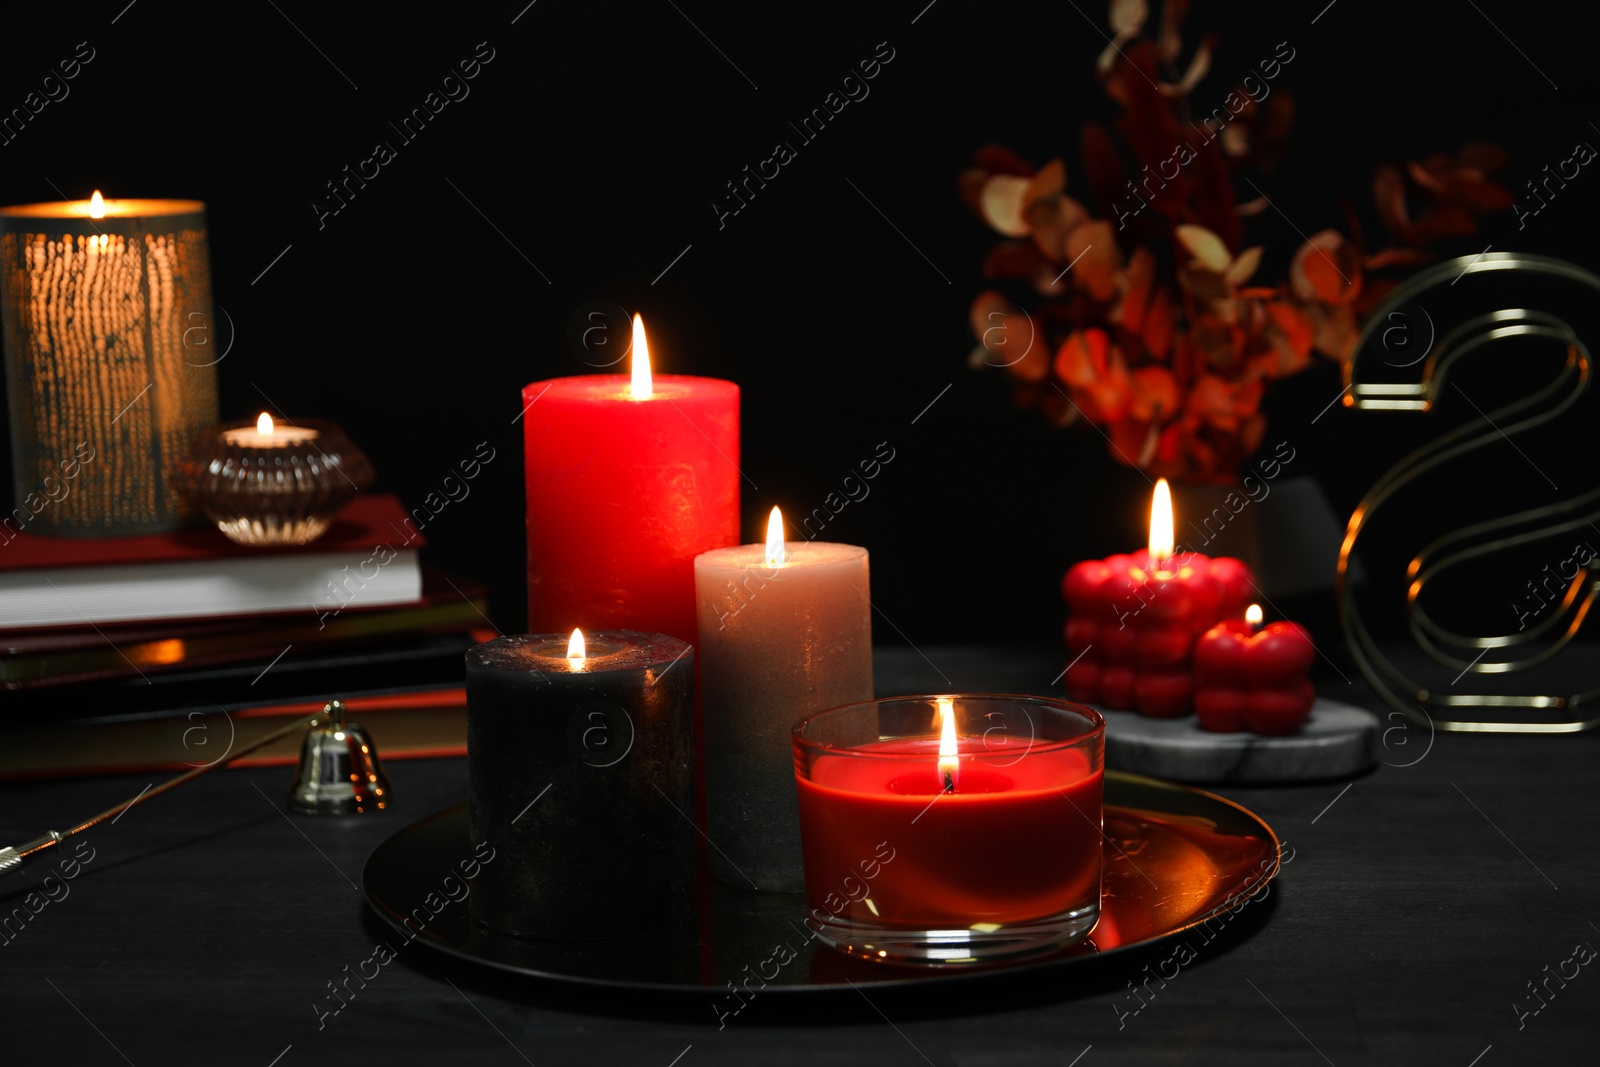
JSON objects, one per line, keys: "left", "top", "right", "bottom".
{"left": 465, "top": 629, "right": 695, "bottom": 939}
{"left": 1194, "top": 604, "right": 1317, "bottom": 734}
{"left": 695, "top": 507, "right": 872, "bottom": 891}
{"left": 0, "top": 192, "right": 219, "bottom": 535}
{"left": 1062, "top": 479, "right": 1253, "bottom": 716}
{"left": 523, "top": 315, "right": 738, "bottom": 647}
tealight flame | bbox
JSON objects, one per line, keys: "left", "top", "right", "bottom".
{"left": 89, "top": 190, "right": 105, "bottom": 219}
{"left": 765, "top": 506, "right": 787, "bottom": 566}
{"left": 1148, "top": 477, "right": 1174, "bottom": 565}
{"left": 567, "top": 628, "right": 586, "bottom": 669}
{"left": 256, "top": 412, "right": 274, "bottom": 435}
{"left": 937, "top": 697, "right": 959, "bottom": 792}
{"left": 630, "top": 313, "right": 653, "bottom": 400}
{"left": 1245, "top": 604, "right": 1263, "bottom": 629}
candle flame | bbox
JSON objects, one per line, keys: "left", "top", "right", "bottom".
{"left": 1246, "top": 604, "right": 1263, "bottom": 628}
{"left": 765, "top": 506, "right": 787, "bottom": 566}
{"left": 937, "top": 697, "right": 959, "bottom": 791}
{"left": 630, "top": 313, "right": 653, "bottom": 400}
{"left": 89, "top": 190, "right": 105, "bottom": 219}
{"left": 1148, "top": 478, "right": 1175, "bottom": 564}
{"left": 256, "top": 412, "right": 274, "bottom": 435}
{"left": 567, "top": 628, "right": 586, "bottom": 669}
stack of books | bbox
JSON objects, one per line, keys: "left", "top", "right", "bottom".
{"left": 0, "top": 494, "right": 489, "bottom": 777}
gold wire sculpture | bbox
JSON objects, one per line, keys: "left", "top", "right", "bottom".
{"left": 1339, "top": 252, "right": 1599, "bottom": 733}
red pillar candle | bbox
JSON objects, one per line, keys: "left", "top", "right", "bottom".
{"left": 1062, "top": 480, "right": 1253, "bottom": 717}
{"left": 523, "top": 315, "right": 739, "bottom": 646}
{"left": 793, "top": 695, "right": 1104, "bottom": 964}
{"left": 1194, "top": 605, "right": 1317, "bottom": 734}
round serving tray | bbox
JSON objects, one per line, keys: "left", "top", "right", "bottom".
{"left": 361, "top": 770, "right": 1280, "bottom": 994}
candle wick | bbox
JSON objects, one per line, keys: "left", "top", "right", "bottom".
{"left": 942, "top": 771, "right": 955, "bottom": 794}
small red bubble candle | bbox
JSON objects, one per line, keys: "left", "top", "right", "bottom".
{"left": 1194, "top": 605, "right": 1317, "bottom": 734}
{"left": 1062, "top": 480, "right": 1253, "bottom": 717}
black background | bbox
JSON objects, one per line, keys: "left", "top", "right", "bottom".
{"left": 3, "top": 0, "right": 1596, "bottom": 648}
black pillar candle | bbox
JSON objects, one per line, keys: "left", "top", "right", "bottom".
{"left": 466, "top": 630, "right": 695, "bottom": 939}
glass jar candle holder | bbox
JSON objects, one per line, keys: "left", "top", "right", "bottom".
{"left": 793, "top": 694, "right": 1104, "bottom": 964}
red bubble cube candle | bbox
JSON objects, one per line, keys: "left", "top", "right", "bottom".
{"left": 1062, "top": 549, "right": 1254, "bottom": 716}
{"left": 1193, "top": 611, "right": 1317, "bottom": 734}
{"left": 1060, "top": 476, "right": 1254, "bottom": 717}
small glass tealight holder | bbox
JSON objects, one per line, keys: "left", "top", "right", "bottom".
{"left": 176, "top": 413, "right": 374, "bottom": 546}
{"left": 793, "top": 694, "right": 1105, "bottom": 964}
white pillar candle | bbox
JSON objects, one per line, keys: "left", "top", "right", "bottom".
{"left": 695, "top": 507, "right": 873, "bottom": 891}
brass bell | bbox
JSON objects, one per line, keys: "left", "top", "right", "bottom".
{"left": 288, "top": 700, "right": 392, "bottom": 815}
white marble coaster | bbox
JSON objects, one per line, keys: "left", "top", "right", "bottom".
{"left": 1101, "top": 699, "right": 1381, "bottom": 784}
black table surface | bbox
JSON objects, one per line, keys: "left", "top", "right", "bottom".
{"left": 3, "top": 646, "right": 1596, "bottom": 1065}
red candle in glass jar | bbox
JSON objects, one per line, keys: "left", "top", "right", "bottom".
{"left": 797, "top": 741, "right": 1102, "bottom": 927}
{"left": 793, "top": 695, "right": 1105, "bottom": 963}
{"left": 1194, "top": 605, "right": 1317, "bottom": 734}
{"left": 1062, "top": 480, "right": 1253, "bottom": 717}
{"left": 523, "top": 315, "right": 739, "bottom": 646}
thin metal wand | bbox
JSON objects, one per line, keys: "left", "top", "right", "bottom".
{"left": 0, "top": 708, "right": 328, "bottom": 878}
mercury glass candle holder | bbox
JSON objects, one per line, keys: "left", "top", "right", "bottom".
{"left": 175, "top": 416, "right": 374, "bottom": 546}
{"left": 0, "top": 195, "right": 219, "bottom": 536}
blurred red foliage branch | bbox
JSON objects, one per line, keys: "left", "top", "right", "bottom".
{"left": 962, "top": 0, "right": 1511, "bottom": 482}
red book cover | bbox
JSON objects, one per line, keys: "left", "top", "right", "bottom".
{"left": 0, "top": 493, "right": 425, "bottom": 571}
{"left": 0, "top": 568, "right": 476, "bottom": 655}
{"left": 0, "top": 494, "right": 430, "bottom": 632}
